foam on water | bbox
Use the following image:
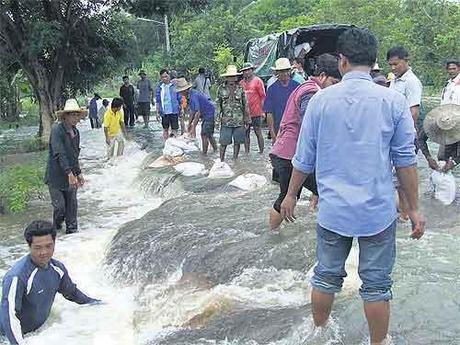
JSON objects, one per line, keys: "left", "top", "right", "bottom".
{"left": 1, "top": 120, "right": 161, "bottom": 345}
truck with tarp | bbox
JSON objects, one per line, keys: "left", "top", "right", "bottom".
{"left": 244, "top": 24, "right": 354, "bottom": 79}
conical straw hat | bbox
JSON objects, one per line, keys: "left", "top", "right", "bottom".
{"left": 423, "top": 104, "right": 460, "bottom": 145}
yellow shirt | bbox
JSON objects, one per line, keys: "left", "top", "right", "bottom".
{"left": 103, "top": 108, "right": 123, "bottom": 137}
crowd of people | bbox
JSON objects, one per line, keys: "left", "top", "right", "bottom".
{"left": 1, "top": 26, "right": 459, "bottom": 345}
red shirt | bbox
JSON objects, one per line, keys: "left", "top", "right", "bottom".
{"left": 240, "top": 76, "right": 266, "bottom": 117}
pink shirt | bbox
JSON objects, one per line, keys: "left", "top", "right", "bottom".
{"left": 270, "top": 78, "right": 321, "bottom": 160}
{"left": 240, "top": 76, "right": 266, "bottom": 117}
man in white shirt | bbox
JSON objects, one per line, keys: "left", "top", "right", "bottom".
{"left": 387, "top": 46, "right": 423, "bottom": 222}
{"left": 441, "top": 60, "right": 460, "bottom": 106}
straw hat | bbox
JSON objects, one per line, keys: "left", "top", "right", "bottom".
{"left": 271, "top": 58, "right": 293, "bottom": 71}
{"left": 220, "top": 65, "right": 242, "bottom": 77}
{"left": 423, "top": 104, "right": 460, "bottom": 145}
{"left": 240, "top": 62, "right": 255, "bottom": 72}
{"left": 56, "top": 99, "right": 87, "bottom": 119}
{"left": 175, "top": 77, "right": 193, "bottom": 92}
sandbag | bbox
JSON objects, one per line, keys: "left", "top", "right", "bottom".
{"left": 208, "top": 159, "right": 235, "bottom": 179}
{"left": 430, "top": 170, "right": 456, "bottom": 205}
{"left": 229, "top": 173, "right": 267, "bottom": 191}
{"left": 166, "top": 137, "right": 199, "bottom": 153}
{"left": 149, "top": 155, "right": 185, "bottom": 168}
{"left": 174, "top": 162, "right": 207, "bottom": 176}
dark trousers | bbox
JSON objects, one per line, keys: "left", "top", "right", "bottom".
{"left": 124, "top": 104, "right": 135, "bottom": 127}
{"left": 90, "top": 117, "right": 101, "bottom": 129}
{"left": 48, "top": 185, "right": 78, "bottom": 233}
{"left": 270, "top": 154, "right": 318, "bottom": 213}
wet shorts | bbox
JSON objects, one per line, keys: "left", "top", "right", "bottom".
{"left": 219, "top": 125, "right": 245, "bottom": 145}
{"left": 137, "top": 102, "right": 150, "bottom": 117}
{"left": 248, "top": 116, "right": 262, "bottom": 128}
{"left": 270, "top": 154, "right": 318, "bottom": 213}
{"left": 201, "top": 120, "right": 215, "bottom": 138}
{"left": 161, "top": 114, "right": 179, "bottom": 130}
{"left": 312, "top": 221, "right": 396, "bottom": 302}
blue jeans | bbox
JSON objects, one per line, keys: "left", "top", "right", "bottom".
{"left": 311, "top": 221, "right": 396, "bottom": 302}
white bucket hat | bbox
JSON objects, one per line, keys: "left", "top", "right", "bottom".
{"left": 271, "top": 58, "right": 293, "bottom": 71}
{"left": 220, "top": 65, "right": 242, "bottom": 77}
{"left": 424, "top": 104, "right": 460, "bottom": 145}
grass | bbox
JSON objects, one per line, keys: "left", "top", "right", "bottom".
{"left": 0, "top": 152, "right": 46, "bottom": 214}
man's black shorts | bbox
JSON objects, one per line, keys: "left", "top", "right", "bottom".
{"left": 161, "top": 114, "right": 179, "bottom": 130}
{"left": 137, "top": 102, "right": 150, "bottom": 117}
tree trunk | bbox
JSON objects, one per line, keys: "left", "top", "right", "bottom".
{"left": 33, "top": 66, "right": 63, "bottom": 144}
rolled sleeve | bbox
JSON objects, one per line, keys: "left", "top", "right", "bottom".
{"left": 390, "top": 106, "right": 417, "bottom": 168}
{"left": 291, "top": 99, "right": 318, "bottom": 173}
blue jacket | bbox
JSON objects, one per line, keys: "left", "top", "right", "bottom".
{"left": 0, "top": 255, "right": 97, "bottom": 344}
{"left": 89, "top": 98, "right": 98, "bottom": 119}
{"left": 155, "top": 82, "right": 181, "bottom": 115}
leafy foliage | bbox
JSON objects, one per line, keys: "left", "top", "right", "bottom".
{"left": 0, "top": 160, "right": 45, "bottom": 213}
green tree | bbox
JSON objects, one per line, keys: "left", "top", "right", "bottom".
{"left": 0, "top": 0, "right": 133, "bottom": 143}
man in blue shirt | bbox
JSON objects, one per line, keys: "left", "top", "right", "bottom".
{"left": 155, "top": 69, "right": 182, "bottom": 140}
{"left": 176, "top": 78, "right": 217, "bottom": 155}
{"left": 263, "top": 58, "right": 299, "bottom": 143}
{"left": 88, "top": 93, "right": 101, "bottom": 129}
{"left": 0, "top": 220, "right": 100, "bottom": 344}
{"left": 280, "top": 28, "right": 425, "bottom": 344}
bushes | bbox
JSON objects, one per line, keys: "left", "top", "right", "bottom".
{"left": 0, "top": 159, "right": 45, "bottom": 213}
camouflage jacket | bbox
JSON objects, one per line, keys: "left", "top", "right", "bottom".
{"left": 217, "top": 83, "right": 248, "bottom": 127}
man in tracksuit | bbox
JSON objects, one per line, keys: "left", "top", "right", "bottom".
{"left": 0, "top": 220, "right": 100, "bottom": 344}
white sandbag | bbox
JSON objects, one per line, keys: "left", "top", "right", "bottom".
{"left": 229, "top": 173, "right": 267, "bottom": 191}
{"left": 174, "top": 162, "right": 206, "bottom": 176}
{"left": 208, "top": 159, "right": 234, "bottom": 179}
{"left": 149, "top": 155, "right": 185, "bottom": 168}
{"left": 163, "top": 143, "right": 184, "bottom": 158}
{"left": 166, "top": 137, "right": 199, "bottom": 152}
{"left": 431, "top": 170, "right": 456, "bottom": 205}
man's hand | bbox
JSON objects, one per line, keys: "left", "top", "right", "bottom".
{"left": 280, "top": 194, "right": 297, "bottom": 223}
{"left": 427, "top": 157, "right": 440, "bottom": 171}
{"left": 106, "top": 138, "right": 111, "bottom": 146}
{"left": 68, "top": 172, "right": 79, "bottom": 189}
{"left": 407, "top": 210, "right": 425, "bottom": 239}
{"left": 441, "top": 158, "right": 455, "bottom": 173}
{"left": 156, "top": 114, "right": 161, "bottom": 122}
{"left": 77, "top": 175, "right": 85, "bottom": 187}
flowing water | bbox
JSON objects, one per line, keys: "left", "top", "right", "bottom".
{"left": 0, "top": 116, "right": 459, "bottom": 345}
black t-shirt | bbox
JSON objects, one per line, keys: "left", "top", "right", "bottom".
{"left": 119, "top": 84, "right": 135, "bottom": 105}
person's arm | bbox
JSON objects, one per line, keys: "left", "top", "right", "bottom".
{"left": 119, "top": 86, "right": 123, "bottom": 98}
{"left": 102, "top": 113, "right": 111, "bottom": 145}
{"left": 258, "top": 79, "right": 266, "bottom": 105}
{"left": 391, "top": 105, "right": 424, "bottom": 239}
{"left": 241, "top": 89, "right": 250, "bottom": 126}
{"left": 56, "top": 264, "right": 100, "bottom": 305}
{"left": 263, "top": 87, "right": 276, "bottom": 141}
{"left": 417, "top": 123, "right": 439, "bottom": 170}
{"left": 1, "top": 276, "right": 26, "bottom": 344}
{"left": 149, "top": 80, "right": 154, "bottom": 103}
{"left": 155, "top": 85, "right": 162, "bottom": 114}
{"left": 441, "top": 143, "right": 460, "bottom": 172}
{"left": 280, "top": 98, "right": 319, "bottom": 221}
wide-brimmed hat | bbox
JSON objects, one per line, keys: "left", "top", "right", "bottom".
{"left": 424, "top": 104, "right": 460, "bottom": 145}
{"left": 220, "top": 65, "right": 242, "bottom": 77}
{"left": 271, "top": 58, "right": 293, "bottom": 71}
{"left": 175, "top": 77, "right": 193, "bottom": 92}
{"left": 372, "top": 63, "right": 381, "bottom": 71}
{"left": 240, "top": 62, "right": 255, "bottom": 72}
{"left": 56, "top": 99, "right": 87, "bottom": 119}
{"left": 138, "top": 69, "right": 147, "bottom": 76}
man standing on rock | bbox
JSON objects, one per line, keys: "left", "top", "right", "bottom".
{"left": 217, "top": 65, "right": 249, "bottom": 161}
{"left": 281, "top": 28, "right": 424, "bottom": 344}
{"left": 155, "top": 69, "right": 182, "bottom": 140}
{"left": 136, "top": 70, "right": 153, "bottom": 128}
{"left": 119, "top": 76, "right": 136, "bottom": 128}
{"left": 44, "top": 99, "right": 86, "bottom": 234}
{"left": 239, "top": 62, "right": 266, "bottom": 154}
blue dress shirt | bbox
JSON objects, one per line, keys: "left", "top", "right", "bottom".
{"left": 292, "top": 71, "right": 417, "bottom": 237}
